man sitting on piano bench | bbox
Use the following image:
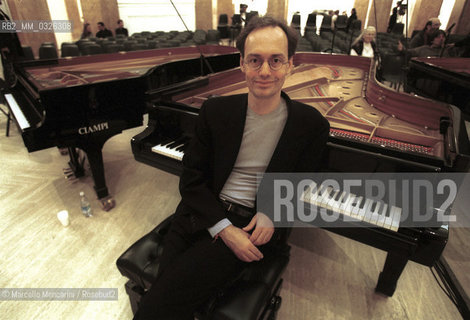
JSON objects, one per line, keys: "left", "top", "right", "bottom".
{"left": 133, "top": 16, "right": 330, "bottom": 320}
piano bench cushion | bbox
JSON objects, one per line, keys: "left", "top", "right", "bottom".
{"left": 116, "top": 214, "right": 290, "bottom": 319}
{"left": 116, "top": 214, "right": 174, "bottom": 289}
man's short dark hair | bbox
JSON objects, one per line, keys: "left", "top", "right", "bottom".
{"left": 428, "top": 29, "right": 445, "bottom": 43}
{"left": 98, "top": 22, "right": 105, "bottom": 27}
{"left": 117, "top": 19, "right": 123, "bottom": 24}
{"left": 236, "top": 16, "right": 299, "bottom": 58}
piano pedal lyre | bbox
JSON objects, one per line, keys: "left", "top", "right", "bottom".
{"left": 58, "top": 147, "right": 69, "bottom": 156}
{"left": 99, "top": 196, "right": 115, "bottom": 212}
{"left": 63, "top": 168, "right": 78, "bottom": 182}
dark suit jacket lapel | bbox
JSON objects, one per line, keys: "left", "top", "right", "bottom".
{"left": 213, "top": 94, "right": 248, "bottom": 193}
{"left": 266, "top": 92, "right": 305, "bottom": 173}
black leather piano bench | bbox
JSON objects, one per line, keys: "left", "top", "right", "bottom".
{"left": 116, "top": 214, "right": 291, "bottom": 320}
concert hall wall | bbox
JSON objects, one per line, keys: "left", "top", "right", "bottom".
{"left": 7, "top": 0, "right": 56, "bottom": 57}
{"left": 79, "top": 0, "right": 120, "bottom": 40}
{"left": 4, "top": 0, "right": 470, "bottom": 59}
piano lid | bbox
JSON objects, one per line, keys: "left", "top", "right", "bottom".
{"left": 17, "top": 45, "right": 238, "bottom": 91}
{"left": 410, "top": 57, "right": 470, "bottom": 78}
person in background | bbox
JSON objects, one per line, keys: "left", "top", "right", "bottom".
{"left": 132, "top": 15, "right": 329, "bottom": 320}
{"left": 409, "top": 18, "right": 441, "bottom": 49}
{"left": 346, "top": 8, "right": 357, "bottom": 33}
{"left": 239, "top": 3, "right": 248, "bottom": 27}
{"left": 387, "top": 1, "right": 400, "bottom": 33}
{"left": 331, "top": 10, "right": 339, "bottom": 30}
{"left": 398, "top": 29, "right": 453, "bottom": 58}
{"left": 115, "top": 19, "right": 128, "bottom": 37}
{"left": 350, "top": 26, "right": 378, "bottom": 58}
{"left": 80, "top": 23, "right": 92, "bottom": 39}
{"left": 96, "top": 22, "right": 113, "bottom": 38}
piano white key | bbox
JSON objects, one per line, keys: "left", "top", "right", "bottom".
{"left": 370, "top": 202, "right": 386, "bottom": 225}
{"left": 375, "top": 203, "right": 389, "bottom": 227}
{"left": 364, "top": 201, "right": 380, "bottom": 222}
{"left": 390, "top": 206, "right": 402, "bottom": 232}
{"left": 326, "top": 189, "right": 340, "bottom": 210}
{"left": 331, "top": 191, "right": 346, "bottom": 212}
{"left": 384, "top": 206, "right": 401, "bottom": 231}
{"left": 357, "top": 198, "right": 373, "bottom": 221}
{"left": 339, "top": 193, "right": 356, "bottom": 214}
{"left": 318, "top": 186, "right": 334, "bottom": 208}
{"left": 363, "top": 200, "right": 377, "bottom": 222}
{"left": 350, "top": 196, "right": 364, "bottom": 218}
{"left": 4, "top": 93, "right": 30, "bottom": 130}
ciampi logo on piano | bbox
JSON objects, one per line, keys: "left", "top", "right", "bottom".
{"left": 78, "top": 122, "right": 109, "bottom": 135}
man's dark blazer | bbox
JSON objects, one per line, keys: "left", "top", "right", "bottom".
{"left": 96, "top": 29, "right": 113, "bottom": 38}
{"left": 115, "top": 27, "right": 129, "bottom": 37}
{"left": 175, "top": 91, "right": 330, "bottom": 232}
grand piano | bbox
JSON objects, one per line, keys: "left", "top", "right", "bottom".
{"left": 3, "top": 45, "right": 240, "bottom": 210}
{"left": 131, "top": 52, "right": 470, "bottom": 296}
{"left": 405, "top": 57, "right": 470, "bottom": 116}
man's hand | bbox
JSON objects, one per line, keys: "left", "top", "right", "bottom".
{"left": 219, "top": 225, "right": 263, "bottom": 262}
{"left": 243, "top": 213, "right": 274, "bottom": 246}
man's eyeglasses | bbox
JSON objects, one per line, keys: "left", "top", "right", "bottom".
{"left": 243, "top": 56, "right": 289, "bottom": 71}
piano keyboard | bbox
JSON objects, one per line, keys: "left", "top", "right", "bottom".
{"left": 329, "top": 128, "right": 369, "bottom": 142}
{"left": 329, "top": 129, "right": 433, "bottom": 155}
{"left": 4, "top": 93, "right": 30, "bottom": 130}
{"left": 300, "top": 182, "right": 401, "bottom": 231}
{"left": 151, "top": 139, "right": 186, "bottom": 161}
{"left": 371, "top": 137, "right": 433, "bottom": 154}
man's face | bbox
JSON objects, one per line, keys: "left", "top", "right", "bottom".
{"left": 98, "top": 24, "right": 104, "bottom": 31}
{"left": 118, "top": 21, "right": 123, "bottom": 28}
{"left": 240, "top": 26, "right": 293, "bottom": 101}
{"left": 432, "top": 34, "right": 445, "bottom": 47}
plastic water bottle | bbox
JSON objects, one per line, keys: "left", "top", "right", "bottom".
{"left": 79, "top": 191, "right": 93, "bottom": 217}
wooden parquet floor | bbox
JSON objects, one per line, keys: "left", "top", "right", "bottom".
{"left": 0, "top": 110, "right": 467, "bottom": 320}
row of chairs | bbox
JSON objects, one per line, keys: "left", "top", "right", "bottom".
{"left": 23, "top": 29, "right": 226, "bottom": 60}
{"left": 291, "top": 13, "right": 361, "bottom": 34}
{"left": 216, "top": 11, "right": 260, "bottom": 40}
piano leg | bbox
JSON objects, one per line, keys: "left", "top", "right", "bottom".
{"left": 82, "top": 145, "right": 116, "bottom": 212}
{"left": 67, "top": 147, "right": 85, "bottom": 178}
{"left": 375, "top": 251, "right": 409, "bottom": 296}
{"left": 0, "top": 105, "right": 11, "bottom": 137}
